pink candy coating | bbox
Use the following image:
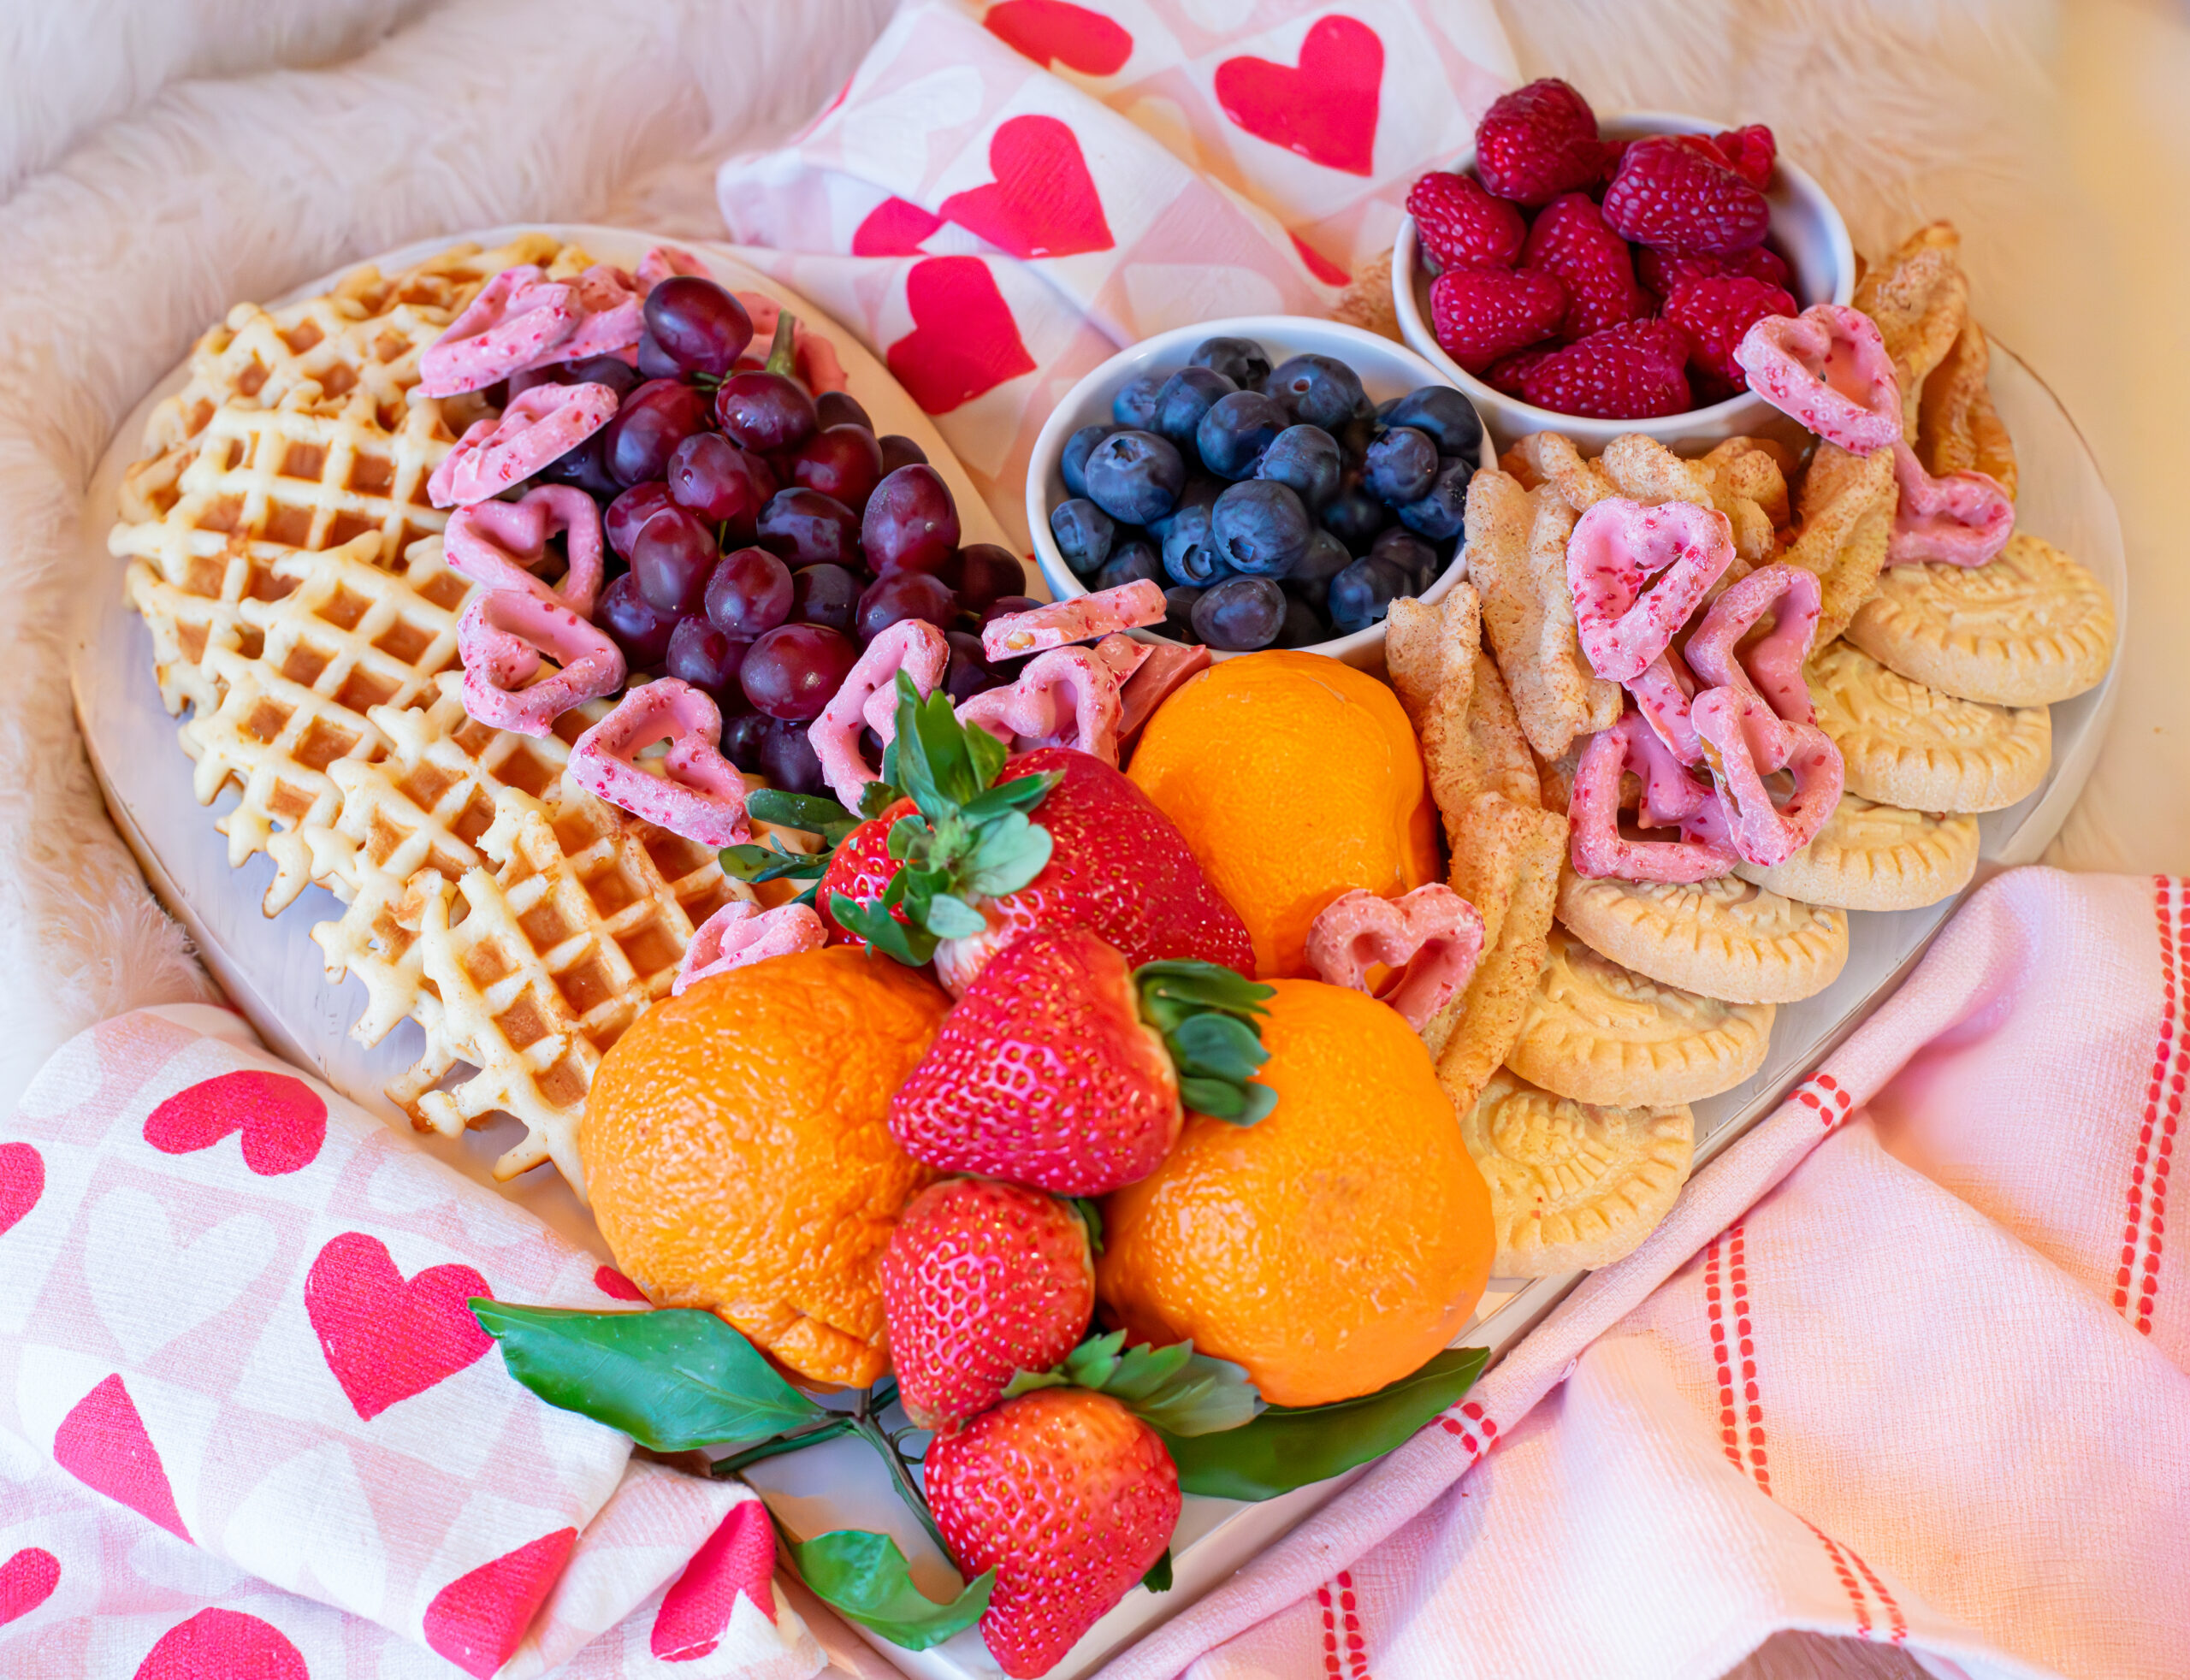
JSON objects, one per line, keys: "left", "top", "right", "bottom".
{"left": 1691, "top": 687, "right": 1844, "bottom": 870}
{"left": 955, "top": 646, "right": 1124, "bottom": 765}
{"left": 427, "top": 382, "right": 619, "bottom": 509}
{"left": 636, "top": 245, "right": 709, "bottom": 291}
{"left": 980, "top": 580, "right": 1168, "bottom": 663}
{"left": 1627, "top": 650, "right": 1703, "bottom": 765}
{"left": 569, "top": 678, "right": 753, "bottom": 848}
{"left": 1566, "top": 497, "right": 1736, "bottom": 683}
{"left": 1569, "top": 712, "right": 1738, "bottom": 884}
{"left": 556, "top": 263, "right": 644, "bottom": 361}
{"left": 1304, "top": 885, "right": 1486, "bottom": 1032}
{"left": 1733, "top": 305, "right": 1902, "bottom": 455}
{"left": 444, "top": 485, "right": 607, "bottom": 618}
{"left": 457, "top": 590, "right": 625, "bottom": 737}
{"left": 1888, "top": 440, "right": 2014, "bottom": 567}
{"left": 807, "top": 619, "right": 950, "bottom": 809}
{"left": 419, "top": 267, "right": 580, "bottom": 398}
{"left": 1118, "top": 643, "right": 1211, "bottom": 744}
{"left": 672, "top": 900, "right": 828, "bottom": 995}
{"left": 1684, "top": 561, "right": 1822, "bottom": 726}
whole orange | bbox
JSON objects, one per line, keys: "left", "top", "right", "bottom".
{"left": 583, "top": 946, "right": 950, "bottom": 1387}
{"left": 1125, "top": 650, "right": 1438, "bottom": 979}
{"left": 1096, "top": 980, "right": 1493, "bottom": 1407}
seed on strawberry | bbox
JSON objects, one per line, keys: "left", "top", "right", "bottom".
{"left": 925, "top": 1388, "right": 1181, "bottom": 1679}
{"left": 1473, "top": 78, "right": 1613, "bottom": 205}
{"left": 1636, "top": 242, "right": 1791, "bottom": 301}
{"left": 817, "top": 796, "right": 915, "bottom": 944}
{"left": 1406, "top": 170, "right": 1525, "bottom": 270}
{"left": 1519, "top": 191, "right": 1651, "bottom": 340}
{"left": 1714, "top": 124, "right": 1777, "bottom": 190}
{"left": 1429, "top": 265, "right": 1567, "bottom": 374}
{"left": 1663, "top": 274, "right": 1798, "bottom": 387}
{"left": 1517, "top": 318, "right": 1693, "bottom": 420}
{"left": 1601, "top": 134, "right": 1770, "bottom": 256}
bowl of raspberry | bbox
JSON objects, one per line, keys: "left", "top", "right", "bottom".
{"left": 1391, "top": 80, "right": 1855, "bottom": 452}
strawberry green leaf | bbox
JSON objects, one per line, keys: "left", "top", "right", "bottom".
{"left": 1167, "top": 1014, "right": 1268, "bottom": 1082}
{"left": 1136, "top": 961, "right": 1276, "bottom": 1126}
{"left": 1068, "top": 1198, "right": 1104, "bottom": 1254}
{"left": 719, "top": 842, "right": 829, "bottom": 885}
{"left": 830, "top": 891, "right": 938, "bottom": 967}
{"left": 1006, "top": 1331, "right": 1263, "bottom": 1437}
{"left": 746, "top": 789, "right": 860, "bottom": 844}
{"left": 778, "top": 1527, "right": 993, "bottom": 1651}
{"left": 959, "top": 770, "right": 1058, "bottom": 824}
{"left": 859, "top": 779, "right": 903, "bottom": 819}
{"left": 468, "top": 1302, "right": 825, "bottom": 1452}
{"left": 924, "top": 894, "right": 987, "bottom": 939}
{"left": 959, "top": 811, "right": 1053, "bottom": 899}
{"left": 964, "top": 721, "right": 1008, "bottom": 788}
{"left": 1142, "top": 1550, "right": 1173, "bottom": 1594}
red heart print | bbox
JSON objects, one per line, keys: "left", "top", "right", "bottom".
{"left": 133, "top": 1608, "right": 308, "bottom": 1680}
{"left": 1214, "top": 15, "right": 1384, "bottom": 177}
{"left": 939, "top": 115, "right": 1114, "bottom": 260}
{"left": 984, "top": 0, "right": 1133, "bottom": 76}
{"left": 422, "top": 1527, "right": 577, "bottom": 1679}
{"left": 53, "top": 1375, "right": 190, "bottom": 1542}
{"left": 0, "top": 1142, "right": 43, "bottom": 1236}
{"left": 593, "top": 1264, "right": 648, "bottom": 1302}
{"left": 885, "top": 257, "right": 1037, "bottom": 415}
{"left": 0, "top": 1549, "right": 58, "bottom": 1627}
{"left": 853, "top": 196, "right": 944, "bottom": 257}
{"left": 1289, "top": 230, "right": 1352, "bottom": 286}
{"left": 303, "top": 1233, "right": 494, "bottom": 1422}
{"left": 651, "top": 1500, "right": 778, "bottom": 1660}
{"left": 143, "top": 1071, "right": 326, "bottom": 1177}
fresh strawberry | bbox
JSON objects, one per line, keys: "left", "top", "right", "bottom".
{"left": 889, "top": 926, "right": 1275, "bottom": 1194}
{"left": 878, "top": 1179, "right": 1092, "bottom": 1430}
{"left": 1636, "top": 242, "right": 1790, "bottom": 301}
{"left": 1601, "top": 134, "right": 1769, "bottom": 255}
{"left": 1662, "top": 274, "right": 1797, "bottom": 387}
{"left": 925, "top": 1388, "right": 1181, "bottom": 1679}
{"left": 1519, "top": 191, "right": 1651, "bottom": 340}
{"left": 1406, "top": 170, "right": 1525, "bottom": 269}
{"left": 1517, "top": 318, "right": 1693, "bottom": 419}
{"left": 1473, "top": 78, "right": 1613, "bottom": 205}
{"left": 816, "top": 796, "right": 914, "bottom": 944}
{"left": 1714, "top": 123, "right": 1777, "bottom": 190}
{"left": 1429, "top": 265, "right": 1567, "bottom": 374}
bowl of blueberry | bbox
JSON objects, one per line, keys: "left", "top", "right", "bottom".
{"left": 1027, "top": 317, "right": 1485, "bottom": 666}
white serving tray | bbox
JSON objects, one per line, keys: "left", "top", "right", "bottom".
{"left": 70, "top": 229, "right": 2122, "bottom": 1680}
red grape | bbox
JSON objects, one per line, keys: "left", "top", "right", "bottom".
{"left": 722, "top": 712, "right": 771, "bottom": 772}
{"left": 862, "top": 464, "right": 960, "bottom": 575}
{"left": 597, "top": 572, "right": 679, "bottom": 668}
{"left": 789, "top": 424, "right": 884, "bottom": 514}
{"left": 714, "top": 370, "right": 817, "bottom": 452}
{"left": 755, "top": 488, "right": 861, "bottom": 571}
{"left": 944, "top": 629, "right": 999, "bottom": 704}
{"left": 980, "top": 594, "right": 1040, "bottom": 626}
{"left": 665, "top": 617, "right": 752, "bottom": 707}
{"left": 704, "top": 546, "right": 794, "bottom": 637}
{"left": 741, "top": 624, "right": 858, "bottom": 721}
{"left": 789, "top": 564, "right": 861, "bottom": 636}
{"left": 879, "top": 435, "right": 927, "bottom": 475}
{"left": 758, "top": 717, "right": 829, "bottom": 794}
{"left": 636, "top": 327, "right": 680, "bottom": 380}
{"left": 668, "top": 433, "right": 775, "bottom": 535}
{"left": 534, "top": 427, "right": 619, "bottom": 501}
{"left": 630, "top": 506, "right": 719, "bottom": 616}
{"left": 855, "top": 570, "right": 956, "bottom": 642}
{"left": 816, "top": 390, "right": 873, "bottom": 431}
{"left": 642, "top": 276, "right": 754, "bottom": 376}
{"left": 602, "top": 379, "right": 710, "bottom": 488}
{"left": 606, "top": 482, "right": 673, "bottom": 561}
{"left": 954, "top": 544, "right": 1026, "bottom": 614}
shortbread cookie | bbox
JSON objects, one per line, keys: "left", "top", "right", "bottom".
{"left": 1460, "top": 1068, "right": 1694, "bottom": 1276}
{"left": 1734, "top": 793, "right": 1980, "bottom": 913}
{"left": 1557, "top": 869, "right": 1850, "bottom": 1005}
{"left": 1846, "top": 532, "right": 2115, "bottom": 706}
{"left": 1509, "top": 926, "right": 1774, "bottom": 1107}
{"left": 1809, "top": 641, "right": 2050, "bottom": 813}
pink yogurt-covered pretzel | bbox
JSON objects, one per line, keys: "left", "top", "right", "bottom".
{"left": 427, "top": 382, "right": 619, "bottom": 509}
{"left": 1566, "top": 497, "right": 1735, "bottom": 683}
{"left": 1118, "top": 643, "right": 1211, "bottom": 742}
{"left": 1732, "top": 305, "right": 1902, "bottom": 454}
{"left": 419, "top": 268, "right": 582, "bottom": 398}
{"left": 1627, "top": 650, "right": 1702, "bottom": 765}
{"left": 570, "top": 678, "right": 754, "bottom": 847}
{"left": 982, "top": 581, "right": 1167, "bottom": 663}
{"left": 637, "top": 245, "right": 710, "bottom": 291}
{"left": 956, "top": 647, "right": 1124, "bottom": 764}
{"left": 1683, "top": 562, "right": 1822, "bottom": 725}
{"left": 808, "top": 619, "right": 950, "bottom": 808}
{"left": 1305, "top": 885, "right": 1486, "bottom": 1032}
{"left": 736, "top": 291, "right": 850, "bottom": 396}
{"left": 457, "top": 589, "right": 626, "bottom": 736}
{"left": 1691, "top": 686, "right": 1844, "bottom": 869}
{"left": 443, "top": 485, "right": 607, "bottom": 618}
{"left": 1092, "top": 633, "right": 1154, "bottom": 684}
{"left": 555, "top": 264, "right": 644, "bottom": 362}
{"left": 672, "top": 900, "right": 828, "bottom": 995}
{"left": 1888, "top": 440, "right": 2014, "bottom": 566}
{"left": 1570, "top": 712, "right": 1737, "bottom": 883}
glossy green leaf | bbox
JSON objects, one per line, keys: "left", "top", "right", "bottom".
{"left": 959, "top": 811, "right": 1052, "bottom": 899}
{"left": 859, "top": 780, "right": 903, "bottom": 819}
{"left": 781, "top": 1528, "right": 993, "bottom": 1651}
{"left": 924, "top": 893, "right": 987, "bottom": 939}
{"left": 1004, "top": 1330, "right": 1261, "bottom": 1437}
{"left": 964, "top": 721, "right": 1008, "bottom": 789}
{"left": 746, "top": 789, "right": 858, "bottom": 843}
{"left": 1142, "top": 1550, "right": 1173, "bottom": 1594}
{"left": 719, "top": 843, "right": 828, "bottom": 885}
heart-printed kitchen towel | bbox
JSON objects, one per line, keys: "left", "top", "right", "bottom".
{"left": 714, "top": 0, "right": 1516, "bottom": 546}
{"left": 0, "top": 1003, "right": 819, "bottom": 1680}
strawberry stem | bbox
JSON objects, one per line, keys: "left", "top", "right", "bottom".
{"left": 1135, "top": 961, "right": 1279, "bottom": 1125}
{"left": 852, "top": 1382, "right": 954, "bottom": 1564}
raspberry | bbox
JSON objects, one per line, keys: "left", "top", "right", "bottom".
{"left": 1516, "top": 319, "right": 1693, "bottom": 419}
{"left": 1406, "top": 170, "right": 1526, "bottom": 269}
{"left": 1713, "top": 124, "right": 1777, "bottom": 190}
{"left": 1601, "top": 134, "right": 1769, "bottom": 255}
{"left": 1519, "top": 192, "right": 1650, "bottom": 340}
{"left": 1636, "top": 243, "right": 1791, "bottom": 300}
{"left": 1663, "top": 275, "right": 1796, "bottom": 387}
{"left": 1429, "top": 266, "right": 1568, "bottom": 374}
{"left": 1483, "top": 347, "right": 1553, "bottom": 399}
{"left": 1474, "top": 79, "right": 1613, "bottom": 206}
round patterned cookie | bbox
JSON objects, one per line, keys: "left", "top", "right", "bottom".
{"left": 1557, "top": 868, "right": 1850, "bottom": 1005}
{"left": 1509, "top": 926, "right": 1775, "bottom": 1107}
{"left": 1808, "top": 640, "right": 2050, "bottom": 813}
{"left": 1846, "top": 532, "right": 2115, "bottom": 706}
{"left": 1460, "top": 1068, "right": 1695, "bottom": 1276}
{"left": 1734, "top": 792, "right": 1980, "bottom": 913}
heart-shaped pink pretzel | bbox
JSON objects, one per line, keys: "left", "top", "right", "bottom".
{"left": 672, "top": 901, "right": 828, "bottom": 995}
{"left": 457, "top": 589, "right": 626, "bottom": 737}
{"left": 736, "top": 290, "right": 851, "bottom": 395}
{"left": 1628, "top": 650, "right": 1703, "bottom": 765}
{"left": 1684, "top": 561, "right": 1822, "bottom": 725}
{"left": 444, "top": 485, "right": 608, "bottom": 618}
{"left": 1569, "top": 712, "right": 1738, "bottom": 883}
{"left": 1119, "top": 643, "right": 1211, "bottom": 743}
{"left": 1732, "top": 305, "right": 1902, "bottom": 455}
{"left": 956, "top": 647, "right": 1125, "bottom": 764}
{"left": 555, "top": 263, "right": 644, "bottom": 362}
{"left": 1888, "top": 440, "right": 2013, "bottom": 567}
{"left": 808, "top": 619, "right": 950, "bottom": 808}
{"left": 419, "top": 267, "right": 583, "bottom": 398}
{"left": 981, "top": 580, "right": 1167, "bottom": 663}
{"left": 1092, "top": 632, "right": 1154, "bottom": 685}
{"left": 637, "top": 245, "right": 709, "bottom": 291}
{"left": 570, "top": 678, "right": 753, "bottom": 847}
{"left": 1566, "top": 497, "right": 1736, "bottom": 683}
{"left": 1305, "top": 885, "right": 1486, "bottom": 1032}
{"left": 428, "top": 382, "right": 619, "bottom": 509}
{"left": 1690, "top": 686, "right": 1844, "bottom": 869}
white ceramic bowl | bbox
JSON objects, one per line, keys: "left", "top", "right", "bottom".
{"left": 1392, "top": 112, "right": 1856, "bottom": 453}
{"left": 1025, "top": 316, "right": 1483, "bottom": 671}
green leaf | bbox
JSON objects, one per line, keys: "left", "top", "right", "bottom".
{"left": 1178, "top": 1076, "right": 1277, "bottom": 1127}
{"left": 958, "top": 769, "right": 1055, "bottom": 824}
{"left": 1007, "top": 1330, "right": 1262, "bottom": 1437}
{"left": 779, "top": 1528, "right": 992, "bottom": 1651}
{"left": 468, "top": 1303, "right": 824, "bottom": 1452}
{"left": 718, "top": 843, "right": 828, "bottom": 886}
{"left": 1134, "top": 961, "right": 1275, "bottom": 1036}
{"left": 1142, "top": 1550, "right": 1173, "bottom": 1594}
{"left": 1069, "top": 1197, "right": 1104, "bottom": 1255}
{"left": 1161, "top": 1347, "right": 1489, "bottom": 1501}
{"left": 964, "top": 721, "right": 1007, "bottom": 789}
{"left": 1168, "top": 1013, "right": 1269, "bottom": 1082}
{"left": 959, "top": 812, "right": 1054, "bottom": 899}
{"left": 859, "top": 780, "right": 903, "bottom": 819}
{"left": 924, "top": 894, "right": 987, "bottom": 939}
{"left": 831, "top": 892, "right": 938, "bottom": 968}
{"left": 745, "top": 789, "right": 857, "bottom": 840}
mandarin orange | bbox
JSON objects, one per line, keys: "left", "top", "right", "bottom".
{"left": 1125, "top": 650, "right": 1439, "bottom": 979}
{"left": 1096, "top": 980, "right": 1493, "bottom": 1406}
{"left": 582, "top": 945, "right": 950, "bottom": 1387}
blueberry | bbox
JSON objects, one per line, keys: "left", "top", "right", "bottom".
{"left": 1152, "top": 367, "right": 1236, "bottom": 453}
{"left": 1395, "top": 458, "right": 1473, "bottom": 541}
{"left": 1256, "top": 424, "right": 1343, "bottom": 511}
{"left": 1264, "top": 353, "right": 1366, "bottom": 431}
{"left": 1163, "top": 584, "right": 1204, "bottom": 643}
{"left": 1370, "top": 528, "right": 1439, "bottom": 594}
{"left": 1112, "top": 374, "right": 1163, "bottom": 429}
{"left": 1362, "top": 426, "right": 1438, "bottom": 506}
{"left": 1385, "top": 386, "right": 1484, "bottom": 462}
{"left": 1084, "top": 429, "right": 1186, "bottom": 525}
{"left": 1192, "top": 576, "right": 1287, "bottom": 651}
{"left": 1189, "top": 335, "right": 1272, "bottom": 390}
{"left": 1062, "top": 423, "right": 1120, "bottom": 498}
{"left": 1328, "top": 555, "right": 1412, "bottom": 632}
{"left": 1284, "top": 529, "right": 1354, "bottom": 612}
{"left": 1321, "top": 482, "right": 1391, "bottom": 553}
{"left": 1147, "top": 474, "right": 1220, "bottom": 541}
{"left": 1211, "top": 480, "right": 1310, "bottom": 579}
{"left": 1196, "top": 390, "right": 1291, "bottom": 480}
{"left": 1050, "top": 496, "right": 1116, "bottom": 577}
{"left": 1277, "top": 595, "right": 1329, "bottom": 648}
{"left": 1095, "top": 538, "right": 1164, "bottom": 592}
{"left": 1161, "top": 503, "right": 1230, "bottom": 587}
